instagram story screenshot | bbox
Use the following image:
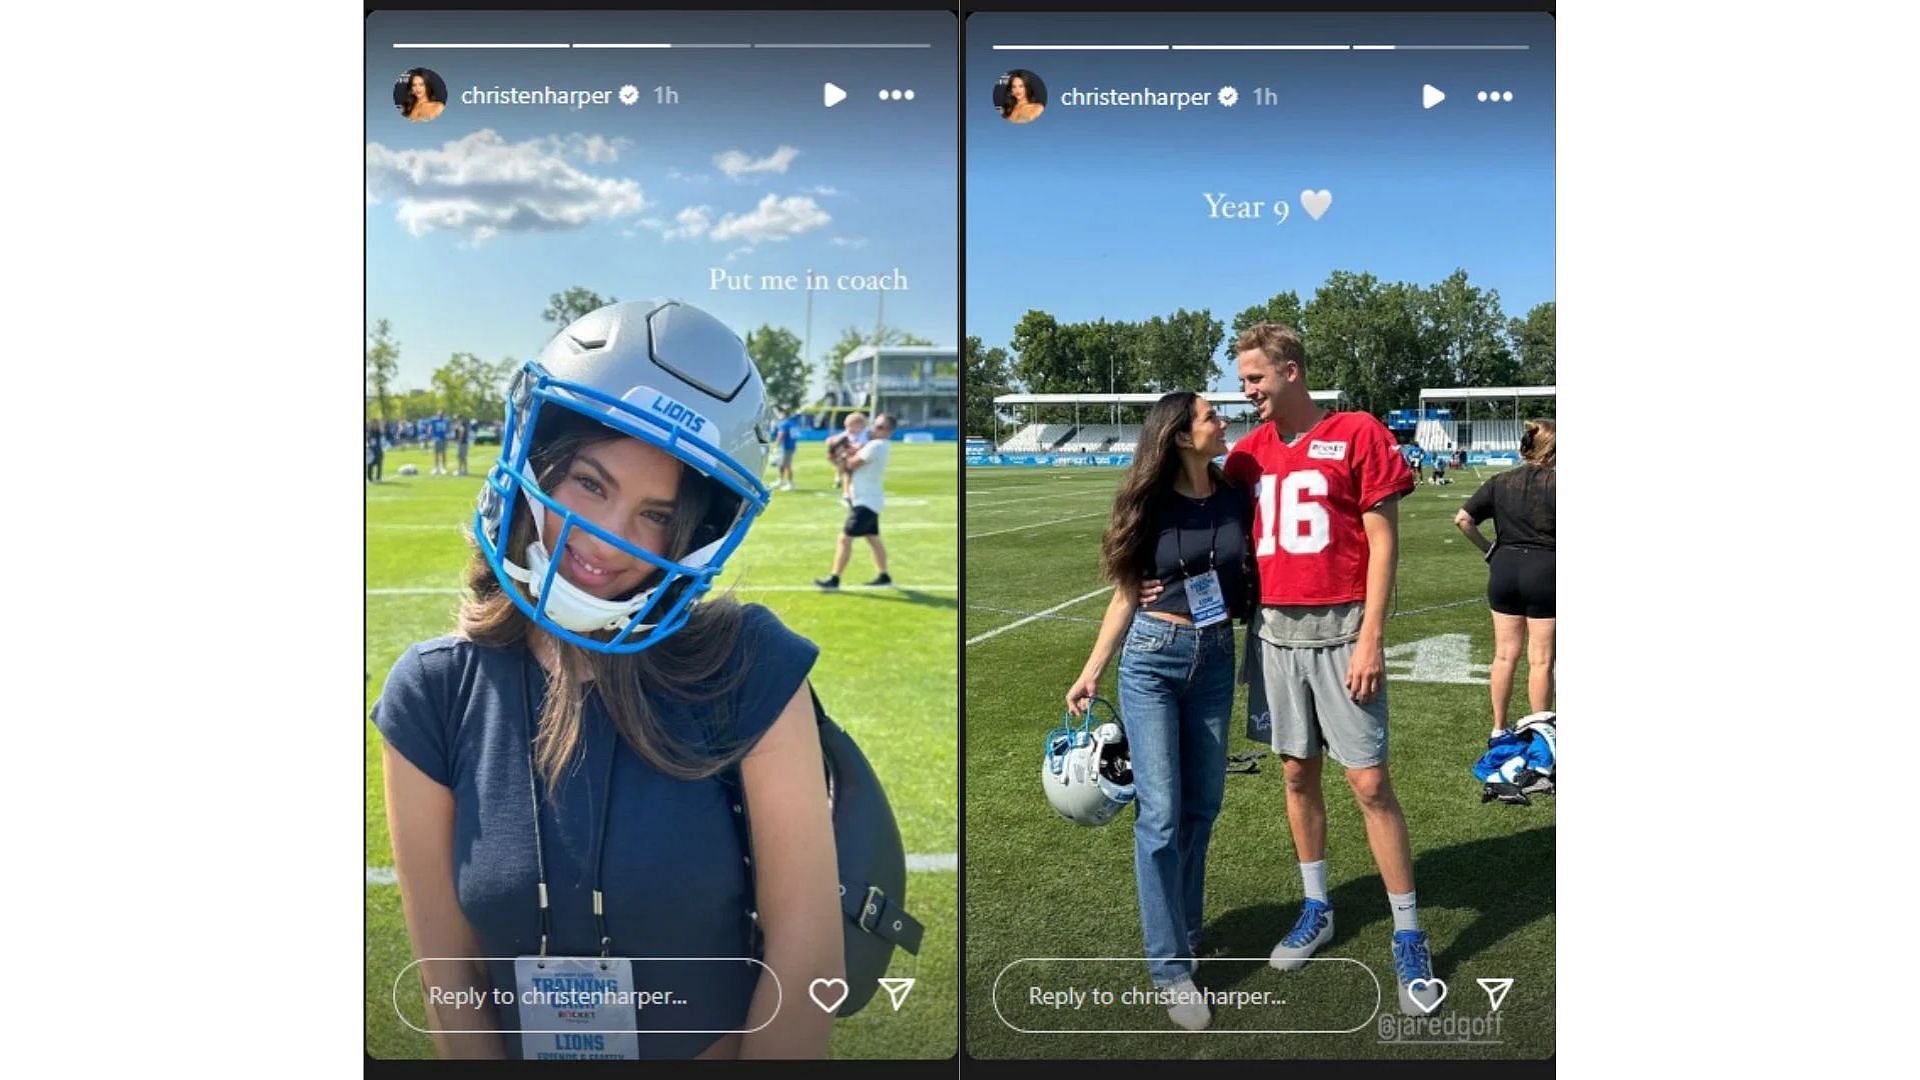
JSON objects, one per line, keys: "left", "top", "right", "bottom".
{"left": 964, "top": 7, "right": 1553, "bottom": 1069}
{"left": 364, "top": 5, "right": 957, "bottom": 1064}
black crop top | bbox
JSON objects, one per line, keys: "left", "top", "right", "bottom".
{"left": 1139, "top": 485, "right": 1255, "bottom": 620}
{"left": 1462, "top": 465, "right": 1556, "bottom": 550}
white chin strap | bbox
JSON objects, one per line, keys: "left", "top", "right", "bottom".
{"left": 501, "top": 488, "right": 725, "bottom": 634}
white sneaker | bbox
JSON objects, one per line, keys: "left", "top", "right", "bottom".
{"left": 1164, "top": 978, "right": 1210, "bottom": 1031}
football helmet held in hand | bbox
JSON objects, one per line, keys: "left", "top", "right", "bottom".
{"left": 1042, "top": 697, "right": 1136, "bottom": 827}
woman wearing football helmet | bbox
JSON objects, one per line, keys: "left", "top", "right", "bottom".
{"left": 373, "top": 299, "right": 843, "bottom": 1060}
{"left": 1064, "top": 391, "right": 1254, "bottom": 1031}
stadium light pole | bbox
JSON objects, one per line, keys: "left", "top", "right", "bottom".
{"left": 1109, "top": 353, "right": 1115, "bottom": 428}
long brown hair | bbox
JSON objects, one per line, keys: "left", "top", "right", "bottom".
{"left": 1099, "top": 391, "right": 1226, "bottom": 587}
{"left": 460, "top": 411, "right": 750, "bottom": 791}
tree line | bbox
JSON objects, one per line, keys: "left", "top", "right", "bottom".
{"left": 365, "top": 286, "right": 933, "bottom": 427}
{"left": 964, "top": 269, "right": 1555, "bottom": 435}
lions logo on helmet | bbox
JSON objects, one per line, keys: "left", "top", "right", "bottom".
{"left": 1042, "top": 697, "right": 1136, "bottom": 827}
{"left": 473, "top": 298, "right": 774, "bottom": 654}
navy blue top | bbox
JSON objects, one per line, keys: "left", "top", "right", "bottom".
{"left": 1139, "top": 485, "right": 1255, "bottom": 621}
{"left": 372, "top": 604, "right": 818, "bottom": 1059}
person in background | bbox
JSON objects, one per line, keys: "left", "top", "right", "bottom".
{"left": 815, "top": 414, "right": 893, "bottom": 589}
{"left": 773, "top": 408, "right": 800, "bottom": 491}
{"left": 1453, "top": 420, "right": 1556, "bottom": 736}
{"left": 827, "top": 412, "right": 869, "bottom": 506}
{"left": 431, "top": 413, "right": 451, "bottom": 476}
{"left": 367, "top": 420, "right": 385, "bottom": 484}
{"left": 456, "top": 416, "right": 474, "bottom": 477}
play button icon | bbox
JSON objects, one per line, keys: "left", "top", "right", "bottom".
{"left": 1422, "top": 83, "right": 1446, "bottom": 109}
{"left": 823, "top": 82, "right": 847, "bottom": 108}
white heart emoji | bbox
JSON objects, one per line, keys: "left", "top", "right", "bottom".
{"left": 1407, "top": 977, "right": 1447, "bottom": 1014}
{"left": 808, "top": 976, "right": 850, "bottom": 1014}
{"left": 1301, "top": 189, "right": 1333, "bottom": 221}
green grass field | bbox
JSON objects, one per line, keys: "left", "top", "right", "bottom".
{"left": 963, "top": 465, "right": 1554, "bottom": 1060}
{"left": 365, "top": 441, "right": 957, "bottom": 1060}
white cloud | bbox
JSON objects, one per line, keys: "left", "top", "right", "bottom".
{"left": 366, "top": 129, "right": 646, "bottom": 242}
{"left": 548, "top": 133, "right": 630, "bottom": 164}
{"left": 807, "top": 185, "right": 842, "bottom": 197}
{"left": 709, "top": 194, "right": 831, "bottom": 244}
{"left": 830, "top": 236, "right": 868, "bottom": 249}
{"left": 667, "top": 167, "right": 711, "bottom": 184}
{"left": 663, "top": 205, "right": 713, "bottom": 241}
{"left": 714, "top": 145, "right": 800, "bottom": 180}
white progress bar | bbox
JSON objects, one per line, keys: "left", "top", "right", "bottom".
{"left": 391, "top": 42, "right": 569, "bottom": 49}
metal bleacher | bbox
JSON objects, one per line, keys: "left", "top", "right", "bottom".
{"left": 997, "top": 423, "right": 1074, "bottom": 452}
{"left": 1058, "top": 424, "right": 1124, "bottom": 451}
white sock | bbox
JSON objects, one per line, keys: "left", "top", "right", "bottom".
{"left": 1388, "top": 890, "right": 1419, "bottom": 933}
{"left": 1300, "top": 860, "right": 1329, "bottom": 904}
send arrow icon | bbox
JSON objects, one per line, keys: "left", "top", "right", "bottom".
{"left": 1475, "top": 977, "right": 1514, "bottom": 1011}
{"left": 877, "top": 977, "right": 915, "bottom": 1011}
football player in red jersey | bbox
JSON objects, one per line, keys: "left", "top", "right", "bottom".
{"left": 1223, "top": 323, "right": 1441, "bottom": 1016}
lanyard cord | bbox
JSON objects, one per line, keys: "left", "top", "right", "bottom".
{"left": 521, "top": 651, "right": 619, "bottom": 960}
{"left": 1175, "top": 493, "right": 1222, "bottom": 579}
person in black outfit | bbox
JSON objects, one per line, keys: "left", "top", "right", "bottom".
{"left": 366, "top": 420, "right": 385, "bottom": 484}
{"left": 1064, "top": 391, "right": 1254, "bottom": 1031}
{"left": 1454, "top": 420, "right": 1556, "bottom": 734}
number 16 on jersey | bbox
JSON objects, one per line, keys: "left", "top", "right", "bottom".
{"left": 1255, "top": 470, "right": 1330, "bottom": 556}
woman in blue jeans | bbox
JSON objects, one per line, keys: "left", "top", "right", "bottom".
{"left": 1066, "top": 391, "right": 1254, "bottom": 1031}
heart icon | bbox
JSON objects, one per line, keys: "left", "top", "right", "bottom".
{"left": 1406, "top": 977, "right": 1447, "bottom": 1014}
{"left": 808, "top": 977, "right": 850, "bottom": 1014}
{"left": 1300, "top": 189, "right": 1333, "bottom": 221}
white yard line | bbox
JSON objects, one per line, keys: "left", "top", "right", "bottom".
{"left": 964, "top": 490, "right": 1116, "bottom": 512}
{"left": 965, "top": 510, "right": 1109, "bottom": 540}
{"left": 966, "top": 604, "right": 1103, "bottom": 628}
{"left": 963, "top": 594, "right": 1486, "bottom": 645}
{"left": 1391, "top": 596, "right": 1484, "bottom": 618}
{"left": 965, "top": 586, "right": 1110, "bottom": 646}
{"left": 963, "top": 479, "right": 1107, "bottom": 496}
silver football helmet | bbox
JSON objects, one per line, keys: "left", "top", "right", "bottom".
{"left": 1042, "top": 698, "right": 1136, "bottom": 827}
{"left": 474, "top": 298, "right": 773, "bottom": 653}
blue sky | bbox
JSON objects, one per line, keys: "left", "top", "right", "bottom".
{"left": 967, "top": 12, "right": 1554, "bottom": 390}
{"left": 366, "top": 11, "right": 957, "bottom": 393}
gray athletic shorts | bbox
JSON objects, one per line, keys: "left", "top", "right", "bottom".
{"left": 1245, "top": 633, "right": 1390, "bottom": 768}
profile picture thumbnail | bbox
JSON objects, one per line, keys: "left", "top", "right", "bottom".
{"left": 993, "top": 69, "right": 1046, "bottom": 124}
{"left": 393, "top": 67, "right": 448, "bottom": 122}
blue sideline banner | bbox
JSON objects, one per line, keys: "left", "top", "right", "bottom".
{"left": 966, "top": 452, "right": 1134, "bottom": 467}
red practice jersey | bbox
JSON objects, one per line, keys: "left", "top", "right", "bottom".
{"left": 1225, "top": 411, "right": 1415, "bottom": 607}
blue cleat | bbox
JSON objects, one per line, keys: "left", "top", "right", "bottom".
{"left": 1269, "top": 898, "right": 1334, "bottom": 971}
{"left": 1393, "top": 929, "right": 1444, "bottom": 1015}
